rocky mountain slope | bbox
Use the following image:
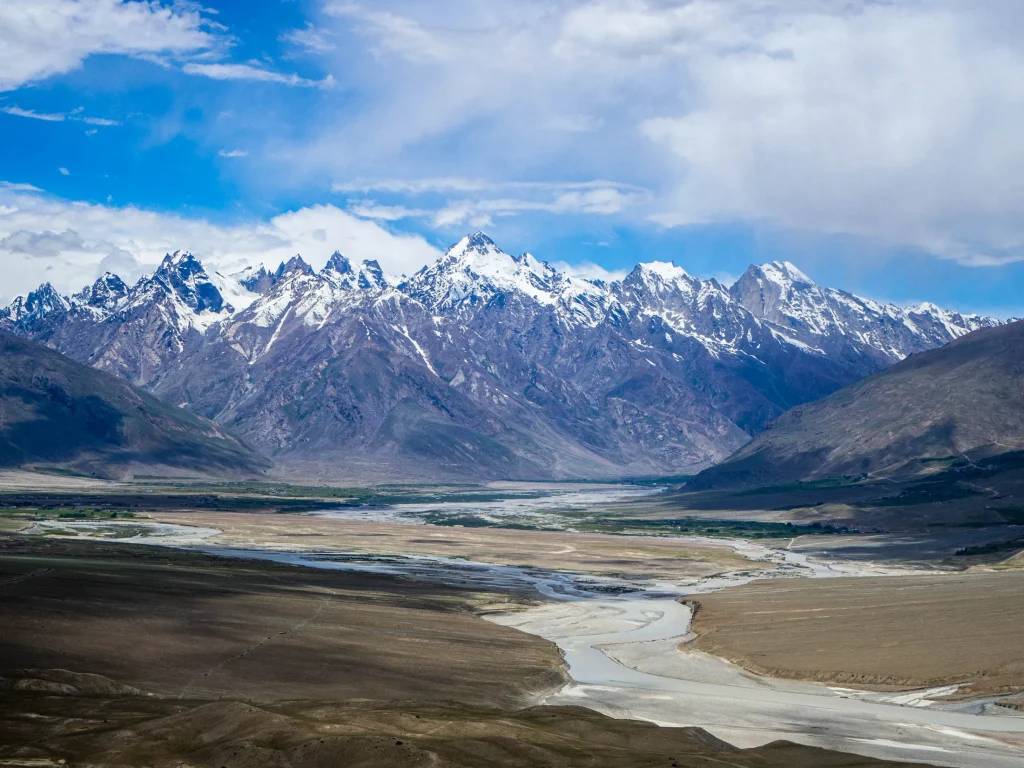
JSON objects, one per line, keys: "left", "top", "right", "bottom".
{"left": 688, "top": 321, "right": 1024, "bottom": 490}
{"left": 0, "top": 233, "right": 1000, "bottom": 480}
{"left": 0, "top": 331, "right": 267, "bottom": 478}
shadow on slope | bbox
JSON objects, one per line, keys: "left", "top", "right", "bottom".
{"left": 0, "top": 331, "right": 267, "bottom": 478}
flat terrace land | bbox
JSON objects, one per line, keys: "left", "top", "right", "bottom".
{"left": 0, "top": 536, "right": 562, "bottom": 705}
{"left": 150, "top": 509, "right": 756, "bottom": 580}
{"left": 689, "top": 571, "right": 1024, "bottom": 698}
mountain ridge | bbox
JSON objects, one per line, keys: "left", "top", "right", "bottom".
{"left": 0, "top": 233, "right": 1003, "bottom": 480}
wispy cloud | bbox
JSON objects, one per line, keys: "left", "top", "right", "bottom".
{"left": 58, "top": 168, "right": 70, "bottom": 176}
{"left": 2, "top": 105, "right": 120, "bottom": 126}
{"left": 78, "top": 116, "right": 120, "bottom": 126}
{"left": 553, "top": 261, "right": 628, "bottom": 283}
{"left": 218, "top": 149, "right": 249, "bottom": 158}
{"left": 333, "top": 178, "right": 648, "bottom": 195}
{"left": 183, "top": 62, "right": 334, "bottom": 88}
{"left": 339, "top": 178, "right": 650, "bottom": 228}
{"left": 281, "top": 24, "right": 337, "bottom": 54}
{"left": 2, "top": 106, "right": 65, "bottom": 122}
{"left": 325, "top": 3, "right": 451, "bottom": 62}
{"left": 0, "top": 181, "right": 42, "bottom": 192}
{"left": 347, "top": 202, "right": 431, "bottom": 221}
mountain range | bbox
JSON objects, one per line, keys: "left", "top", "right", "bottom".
{"left": 0, "top": 233, "right": 1001, "bottom": 480}
{"left": 688, "top": 320, "right": 1024, "bottom": 490}
{"left": 0, "top": 331, "right": 266, "bottom": 478}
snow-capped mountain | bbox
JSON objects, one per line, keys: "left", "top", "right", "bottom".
{"left": 731, "top": 261, "right": 996, "bottom": 363}
{"left": 0, "top": 233, "right": 1002, "bottom": 480}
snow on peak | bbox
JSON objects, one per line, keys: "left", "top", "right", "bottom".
{"left": 760, "top": 260, "right": 815, "bottom": 287}
{"left": 408, "top": 232, "right": 559, "bottom": 307}
{"left": 161, "top": 250, "right": 202, "bottom": 270}
{"left": 357, "top": 259, "right": 390, "bottom": 290}
{"left": 323, "top": 255, "right": 391, "bottom": 291}
{"left": 457, "top": 231, "right": 499, "bottom": 253}
{"left": 76, "top": 272, "right": 128, "bottom": 310}
{"left": 636, "top": 261, "right": 691, "bottom": 283}
{"left": 909, "top": 301, "right": 942, "bottom": 315}
{"left": 16, "top": 283, "right": 70, "bottom": 319}
{"left": 441, "top": 231, "right": 511, "bottom": 269}
{"left": 140, "top": 250, "right": 259, "bottom": 332}
{"left": 277, "top": 255, "right": 313, "bottom": 279}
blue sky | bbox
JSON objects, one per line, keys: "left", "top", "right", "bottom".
{"left": 1, "top": 0, "right": 1022, "bottom": 317}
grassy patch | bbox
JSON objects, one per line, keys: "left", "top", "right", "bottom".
{"left": 955, "top": 538, "right": 1024, "bottom": 557}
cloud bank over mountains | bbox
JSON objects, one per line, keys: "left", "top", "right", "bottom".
{"left": 0, "top": 187, "right": 440, "bottom": 305}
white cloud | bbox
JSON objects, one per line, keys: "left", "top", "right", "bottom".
{"left": 0, "top": 182, "right": 43, "bottom": 192}
{"left": 79, "top": 115, "right": 120, "bottom": 126}
{"left": 342, "top": 184, "right": 647, "bottom": 228}
{"left": 335, "top": 178, "right": 649, "bottom": 227}
{"left": 285, "top": 1, "right": 1024, "bottom": 266}
{"left": 333, "top": 178, "right": 647, "bottom": 195}
{"left": 325, "top": 3, "right": 452, "bottom": 62}
{"left": 0, "top": 186, "right": 442, "bottom": 305}
{"left": 638, "top": 1, "right": 1024, "bottom": 266}
{"left": 281, "top": 23, "right": 337, "bottom": 54}
{"left": 2, "top": 105, "right": 122, "bottom": 126}
{"left": 2, "top": 106, "right": 65, "bottom": 122}
{"left": 58, "top": 168, "right": 70, "bottom": 176}
{"left": 183, "top": 62, "right": 334, "bottom": 88}
{"left": 430, "top": 187, "right": 647, "bottom": 227}
{"left": 0, "top": 0, "right": 217, "bottom": 91}
{"left": 347, "top": 202, "right": 431, "bottom": 221}
{"left": 218, "top": 148, "right": 248, "bottom": 158}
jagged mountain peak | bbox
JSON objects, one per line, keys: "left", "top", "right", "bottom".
{"left": 236, "top": 257, "right": 313, "bottom": 296}
{"left": 276, "top": 255, "right": 313, "bottom": 279}
{"left": 761, "top": 260, "right": 816, "bottom": 286}
{"left": 160, "top": 250, "right": 203, "bottom": 272}
{"left": 323, "top": 254, "right": 390, "bottom": 291}
{"left": 19, "top": 283, "right": 68, "bottom": 318}
{"left": 94, "top": 271, "right": 127, "bottom": 287}
{"left": 357, "top": 259, "right": 389, "bottom": 290}
{"left": 631, "top": 261, "right": 693, "bottom": 285}
{"left": 235, "top": 264, "right": 270, "bottom": 293}
{"left": 441, "top": 231, "right": 512, "bottom": 266}
{"left": 0, "top": 232, "right": 1008, "bottom": 481}
{"left": 76, "top": 272, "right": 129, "bottom": 310}
{"left": 325, "top": 251, "right": 353, "bottom": 274}
{"left": 460, "top": 231, "right": 498, "bottom": 251}
{"left": 407, "top": 232, "right": 569, "bottom": 310}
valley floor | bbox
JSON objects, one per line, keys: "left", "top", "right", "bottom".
{"left": 3, "top": 477, "right": 1024, "bottom": 767}
{"left": 0, "top": 536, "right": 921, "bottom": 768}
